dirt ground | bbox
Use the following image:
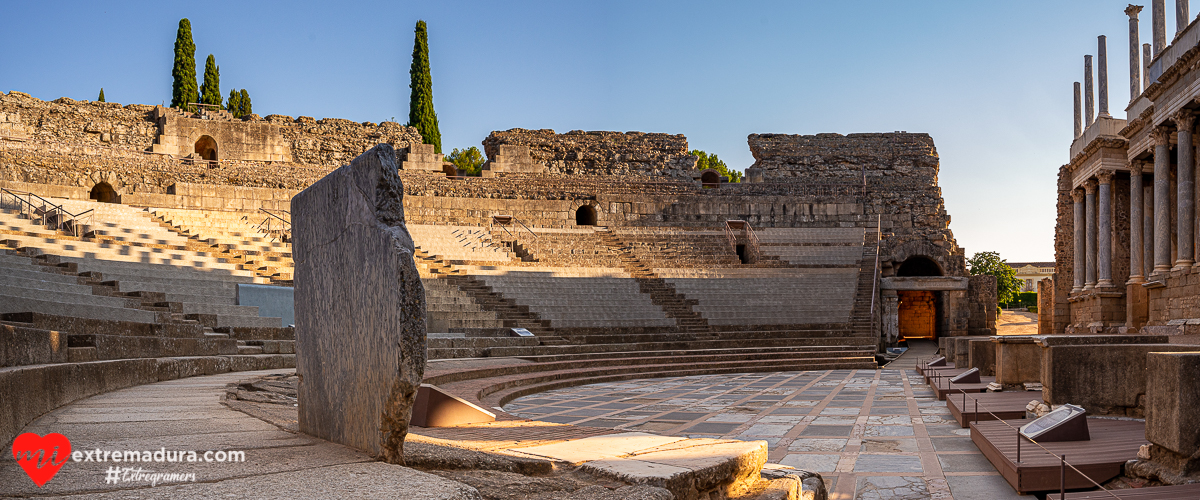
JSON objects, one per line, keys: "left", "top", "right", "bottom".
{"left": 995, "top": 310, "right": 1038, "bottom": 335}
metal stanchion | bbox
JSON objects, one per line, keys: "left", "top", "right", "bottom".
{"left": 1016, "top": 429, "right": 1021, "bottom": 463}
{"left": 1060, "top": 454, "right": 1066, "bottom": 498}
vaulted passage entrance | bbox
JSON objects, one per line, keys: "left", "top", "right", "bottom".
{"left": 89, "top": 182, "right": 118, "bottom": 203}
{"left": 575, "top": 205, "right": 597, "bottom": 226}
{"left": 194, "top": 135, "right": 218, "bottom": 161}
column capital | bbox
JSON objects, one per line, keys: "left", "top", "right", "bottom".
{"left": 1127, "top": 4, "right": 1144, "bottom": 17}
{"left": 1153, "top": 125, "right": 1173, "bottom": 145}
{"left": 1084, "top": 178, "right": 1099, "bottom": 193}
{"left": 1173, "top": 109, "right": 1196, "bottom": 130}
{"left": 1072, "top": 188, "right": 1086, "bottom": 203}
{"left": 1098, "top": 169, "right": 1116, "bottom": 184}
{"left": 1129, "top": 160, "right": 1146, "bottom": 174}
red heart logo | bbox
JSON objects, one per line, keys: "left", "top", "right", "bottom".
{"left": 12, "top": 432, "right": 71, "bottom": 487}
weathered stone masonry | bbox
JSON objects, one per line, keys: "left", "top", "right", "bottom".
{"left": 481, "top": 128, "right": 698, "bottom": 179}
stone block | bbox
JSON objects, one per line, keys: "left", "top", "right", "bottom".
{"left": 293, "top": 144, "right": 427, "bottom": 464}
{"left": 1145, "top": 351, "right": 1200, "bottom": 473}
{"left": 1042, "top": 344, "right": 1199, "bottom": 415}
{"left": 993, "top": 336, "right": 1040, "bottom": 385}
{"left": 967, "top": 338, "right": 995, "bottom": 376}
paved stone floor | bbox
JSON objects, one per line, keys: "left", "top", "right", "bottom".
{"left": 504, "top": 368, "right": 1034, "bottom": 500}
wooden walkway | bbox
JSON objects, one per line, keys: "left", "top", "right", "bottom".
{"left": 1051, "top": 483, "right": 1200, "bottom": 499}
{"left": 929, "top": 373, "right": 994, "bottom": 400}
{"left": 971, "top": 418, "right": 1147, "bottom": 494}
{"left": 948, "top": 390, "right": 1042, "bottom": 428}
{"left": 916, "top": 361, "right": 955, "bottom": 377}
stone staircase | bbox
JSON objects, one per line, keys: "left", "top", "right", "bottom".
{"left": 847, "top": 226, "right": 881, "bottom": 338}
{"left": 595, "top": 227, "right": 711, "bottom": 333}
{"left": 145, "top": 209, "right": 294, "bottom": 285}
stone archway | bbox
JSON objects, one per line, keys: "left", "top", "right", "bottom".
{"left": 700, "top": 169, "right": 721, "bottom": 188}
{"left": 442, "top": 164, "right": 459, "bottom": 178}
{"left": 575, "top": 205, "right": 597, "bottom": 226}
{"left": 89, "top": 182, "right": 118, "bottom": 203}
{"left": 194, "top": 135, "right": 218, "bottom": 161}
{"left": 897, "top": 256, "right": 943, "bottom": 277}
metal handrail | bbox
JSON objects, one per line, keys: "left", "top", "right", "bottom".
{"left": 0, "top": 187, "right": 94, "bottom": 237}
{"left": 723, "top": 220, "right": 761, "bottom": 263}
{"left": 251, "top": 208, "right": 291, "bottom": 243}
{"left": 869, "top": 214, "right": 882, "bottom": 338}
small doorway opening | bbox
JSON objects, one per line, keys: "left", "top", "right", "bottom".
{"left": 575, "top": 205, "right": 597, "bottom": 226}
{"left": 701, "top": 170, "right": 721, "bottom": 188}
{"left": 442, "top": 164, "right": 459, "bottom": 178}
{"left": 194, "top": 135, "right": 218, "bottom": 161}
{"left": 898, "top": 290, "right": 939, "bottom": 339}
{"left": 89, "top": 182, "right": 118, "bottom": 203}
{"left": 736, "top": 244, "right": 749, "bottom": 264}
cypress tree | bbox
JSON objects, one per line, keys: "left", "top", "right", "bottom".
{"left": 97, "top": 88, "right": 105, "bottom": 102}
{"left": 200, "top": 54, "right": 221, "bottom": 107}
{"left": 239, "top": 89, "right": 251, "bottom": 116}
{"left": 171, "top": 18, "right": 198, "bottom": 111}
{"left": 407, "top": 20, "right": 441, "bottom": 153}
{"left": 226, "top": 89, "right": 242, "bottom": 117}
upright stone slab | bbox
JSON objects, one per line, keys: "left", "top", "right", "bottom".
{"left": 1145, "top": 351, "right": 1200, "bottom": 474}
{"left": 292, "top": 144, "right": 427, "bottom": 464}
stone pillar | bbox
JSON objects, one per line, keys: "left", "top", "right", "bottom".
{"left": 1098, "top": 170, "right": 1115, "bottom": 286}
{"left": 1146, "top": 182, "right": 1156, "bottom": 278}
{"left": 292, "top": 144, "right": 428, "bottom": 464}
{"left": 1074, "top": 82, "right": 1083, "bottom": 138}
{"left": 1174, "top": 110, "right": 1196, "bottom": 269}
{"left": 1099, "top": 36, "right": 1111, "bottom": 118}
{"left": 1073, "top": 189, "right": 1087, "bottom": 293}
{"left": 1129, "top": 5, "right": 1145, "bottom": 100}
{"left": 882, "top": 290, "right": 898, "bottom": 344}
{"left": 1085, "top": 55, "right": 1095, "bottom": 127}
{"left": 1155, "top": 0, "right": 1168, "bottom": 55}
{"left": 1130, "top": 161, "right": 1146, "bottom": 283}
{"left": 1142, "top": 43, "right": 1152, "bottom": 87}
{"left": 1178, "top": 0, "right": 1190, "bottom": 34}
{"left": 1086, "top": 179, "right": 1099, "bottom": 290}
{"left": 1154, "top": 126, "right": 1174, "bottom": 273}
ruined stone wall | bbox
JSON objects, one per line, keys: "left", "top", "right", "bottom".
{"left": 0, "top": 91, "right": 423, "bottom": 196}
{"left": 748, "top": 132, "right": 938, "bottom": 183}
{"left": 481, "top": 129, "right": 698, "bottom": 179}
{"left": 745, "top": 132, "right": 963, "bottom": 277}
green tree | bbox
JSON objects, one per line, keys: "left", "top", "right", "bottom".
{"left": 97, "top": 88, "right": 105, "bottom": 102}
{"left": 225, "top": 89, "right": 251, "bottom": 118}
{"left": 200, "top": 54, "right": 221, "bottom": 107}
{"left": 967, "top": 251, "right": 1023, "bottom": 306}
{"left": 239, "top": 89, "right": 251, "bottom": 116}
{"left": 226, "top": 89, "right": 242, "bottom": 117}
{"left": 690, "top": 149, "right": 742, "bottom": 182}
{"left": 446, "top": 147, "right": 486, "bottom": 176}
{"left": 407, "top": 20, "right": 442, "bottom": 153}
{"left": 171, "top": 18, "right": 198, "bottom": 111}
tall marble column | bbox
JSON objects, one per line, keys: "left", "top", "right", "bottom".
{"left": 1175, "top": 110, "right": 1196, "bottom": 269}
{"left": 1098, "top": 171, "right": 1115, "bottom": 286}
{"left": 1085, "top": 55, "right": 1096, "bottom": 127}
{"left": 1145, "top": 43, "right": 1154, "bottom": 88}
{"left": 1086, "top": 179, "right": 1099, "bottom": 290}
{"left": 1154, "top": 126, "right": 1173, "bottom": 273}
{"left": 1074, "top": 82, "right": 1083, "bottom": 138}
{"left": 1129, "top": 5, "right": 1144, "bottom": 100}
{"left": 1155, "top": 0, "right": 1168, "bottom": 55}
{"left": 1073, "top": 189, "right": 1086, "bottom": 293}
{"left": 1099, "top": 36, "right": 1112, "bottom": 118}
{"left": 1145, "top": 182, "right": 1156, "bottom": 278}
{"left": 1130, "top": 161, "right": 1146, "bottom": 283}
{"left": 1178, "top": 0, "right": 1190, "bottom": 34}
{"left": 1099, "top": 170, "right": 1113, "bottom": 284}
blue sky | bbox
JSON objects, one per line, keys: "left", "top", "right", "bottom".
{"left": 0, "top": 1, "right": 1163, "bottom": 262}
